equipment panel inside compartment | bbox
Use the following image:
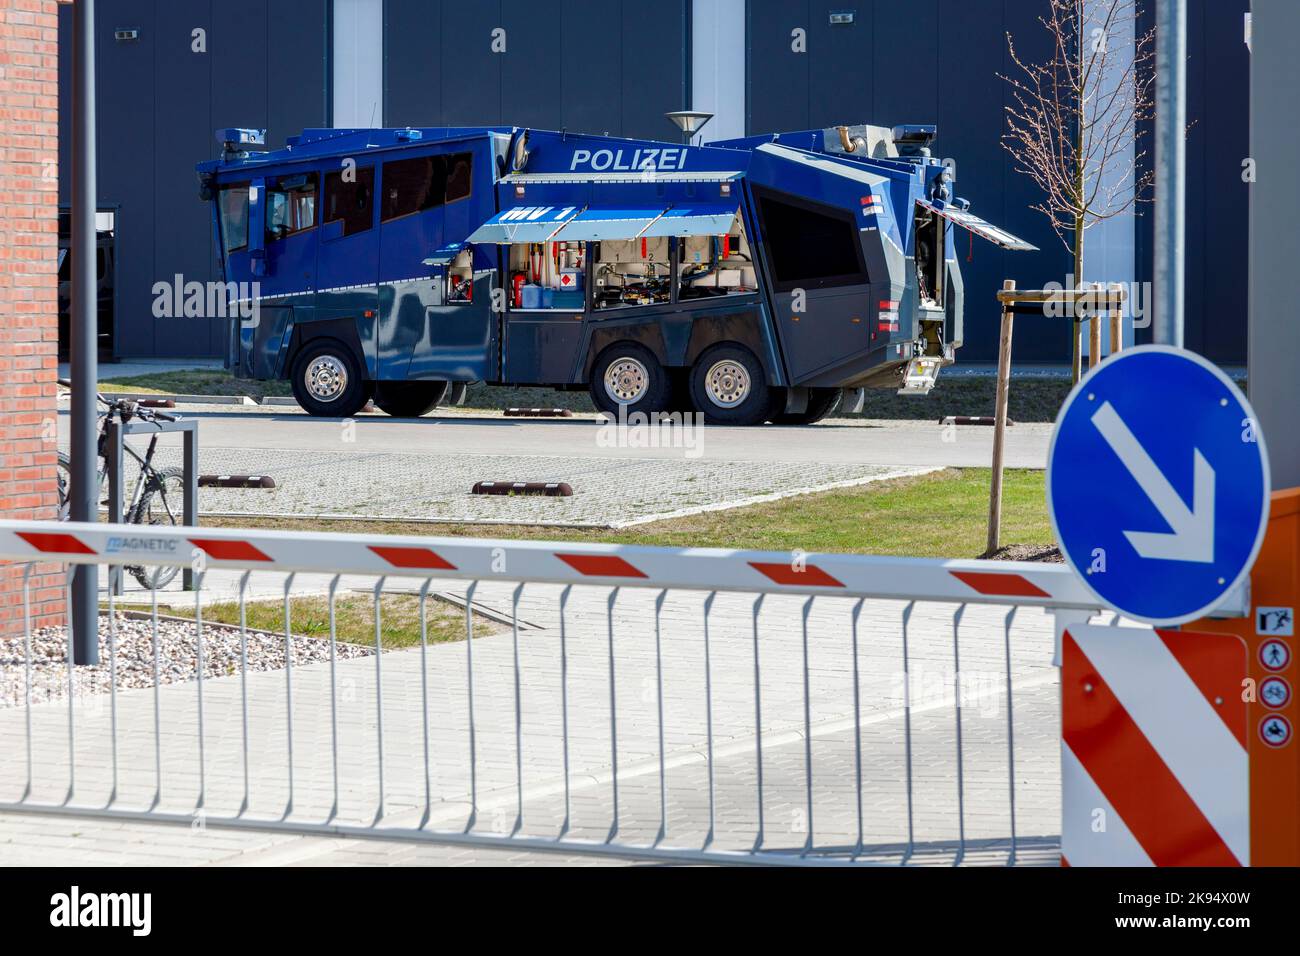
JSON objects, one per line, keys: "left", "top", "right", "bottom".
{"left": 501, "top": 211, "right": 756, "bottom": 312}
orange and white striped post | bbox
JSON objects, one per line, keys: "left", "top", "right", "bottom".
{"left": 1062, "top": 488, "right": 1300, "bottom": 866}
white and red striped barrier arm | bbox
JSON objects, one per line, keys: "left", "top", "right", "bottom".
{"left": 0, "top": 520, "right": 1103, "bottom": 609}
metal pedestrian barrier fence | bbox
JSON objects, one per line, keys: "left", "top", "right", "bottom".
{"left": 0, "top": 520, "right": 1104, "bottom": 866}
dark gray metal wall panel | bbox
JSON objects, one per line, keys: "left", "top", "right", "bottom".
{"left": 1190, "top": 0, "right": 1249, "bottom": 364}
{"left": 807, "top": 1, "right": 872, "bottom": 128}
{"left": 871, "top": 0, "right": 937, "bottom": 124}
{"left": 152, "top": 0, "right": 214, "bottom": 357}
{"left": 93, "top": 0, "right": 156, "bottom": 362}
{"left": 621, "top": 1, "right": 688, "bottom": 138}
{"left": 268, "top": 0, "right": 330, "bottom": 149}
{"left": 935, "top": 0, "right": 1071, "bottom": 363}
{"left": 1133, "top": 0, "right": 1248, "bottom": 364}
{"left": 500, "top": 0, "right": 561, "bottom": 130}
{"left": 69, "top": 0, "right": 331, "bottom": 358}
{"left": 384, "top": 0, "right": 443, "bottom": 126}
{"left": 747, "top": 0, "right": 809, "bottom": 134}
{"left": 560, "top": 0, "right": 621, "bottom": 135}
{"left": 440, "top": 0, "right": 503, "bottom": 125}
{"left": 210, "top": 1, "right": 268, "bottom": 138}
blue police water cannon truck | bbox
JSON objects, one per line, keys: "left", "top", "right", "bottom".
{"left": 198, "top": 122, "right": 1035, "bottom": 425}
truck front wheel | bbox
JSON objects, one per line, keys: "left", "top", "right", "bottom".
{"left": 589, "top": 343, "right": 670, "bottom": 419}
{"left": 290, "top": 340, "right": 370, "bottom": 418}
{"left": 689, "top": 344, "right": 775, "bottom": 426}
{"left": 373, "top": 380, "right": 450, "bottom": 418}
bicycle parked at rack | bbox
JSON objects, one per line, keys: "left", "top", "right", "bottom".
{"left": 56, "top": 380, "right": 187, "bottom": 589}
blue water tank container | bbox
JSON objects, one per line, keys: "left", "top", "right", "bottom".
{"left": 520, "top": 284, "right": 544, "bottom": 309}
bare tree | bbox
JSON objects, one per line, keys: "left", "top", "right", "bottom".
{"left": 1001, "top": 0, "right": 1155, "bottom": 376}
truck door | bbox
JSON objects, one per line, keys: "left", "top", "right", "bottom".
{"left": 316, "top": 162, "right": 379, "bottom": 372}
{"left": 262, "top": 172, "right": 320, "bottom": 305}
{"left": 745, "top": 145, "right": 883, "bottom": 384}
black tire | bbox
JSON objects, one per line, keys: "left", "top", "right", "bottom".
{"left": 127, "top": 466, "right": 185, "bottom": 590}
{"left": 372, "top": 380, "right": 450, "bottom": 418}
{"left": 589, "top": 342, "right": 671, "bottom": 418}
{"left": 771, "top": 387, "right": 842, "bottom": 425}
{"left": 689, "top": 343, "right": 774, "bottom": 426}
{"left": 290, "top": 339, "right": 370, "bottom": 418}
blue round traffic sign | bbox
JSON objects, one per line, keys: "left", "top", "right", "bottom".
{"left": 1047, "top": 345, "right": 1270, "bottom": 625}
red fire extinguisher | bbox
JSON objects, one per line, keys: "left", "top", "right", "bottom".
{"left": 511, "top": 272, "right": 527, "bottom": 307}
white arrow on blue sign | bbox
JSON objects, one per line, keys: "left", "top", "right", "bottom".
{"left": 1047, "top": 345, "right": 1270, "bottom": 625}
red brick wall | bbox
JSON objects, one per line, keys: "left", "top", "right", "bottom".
{"left": 0, "top": 0, "right": 62, "bottom": 636}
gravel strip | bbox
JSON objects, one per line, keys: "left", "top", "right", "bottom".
{"left": 0, "top": 613, "right": 373, "bottom": 709}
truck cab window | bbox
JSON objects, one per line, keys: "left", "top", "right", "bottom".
{"left": 507, "top": 242, "right": 586, "bottom": 310}
{"left": 323, "top": 166, "right": 375, "bottom": 237}
{"left": 217, "top": 183, "right": 250, "bottom": 254}
{"left": 266, "top": 173, "right": 318, "bottom": 241}
{"left": 755, "top": 190, "right": 866, "bottom": 291}
{"left": 381, "top": 154, "right": 448, "bottom": 222}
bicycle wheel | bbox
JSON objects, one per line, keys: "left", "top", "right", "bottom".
{"left": 56, "top": 452, "right": 71, "bottom": 520}
{"left": 127, "top": 466, "right": 186, "bottom": 590}
{"left": 56, "top": 451, "right": 107, "bottom": 521}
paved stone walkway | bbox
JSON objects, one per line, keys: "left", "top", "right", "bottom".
{"left": 0, "top": 574, "right": 1063, "bottom": 866}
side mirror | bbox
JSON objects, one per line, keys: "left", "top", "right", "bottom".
{"left": 247, "top": 179, "right": 270, "bottom": 276}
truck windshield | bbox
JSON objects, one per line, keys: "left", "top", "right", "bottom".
{"left": 217, "top": 184, "right": 249, "bottom": 255}
{"left": 266, "top": 173, "right": 318, "bottom": 240}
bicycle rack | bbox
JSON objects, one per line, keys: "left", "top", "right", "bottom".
{"left": 104, "top": 417, "right": 199, "bottom": 595}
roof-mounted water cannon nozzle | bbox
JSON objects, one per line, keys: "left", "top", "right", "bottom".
{"left": 216, "top": 128, "right": 267, "bottom": 161}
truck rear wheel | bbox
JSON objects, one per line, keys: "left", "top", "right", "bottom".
{"left": 589, "top": 343, "right": 670, "bottom": 418}
{"left": 771, "top": 388, "right": 842, "bottom": 425}
{"left": 373, "top": 380, "right": 450, "bottom": 418}
{"left": 689, "top": 344, "right": 774, "bottom": 426}
{"left": 290, "top": 340, "right": 370, "bottom": 418}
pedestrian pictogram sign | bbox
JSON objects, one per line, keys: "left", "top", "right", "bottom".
{"left": 1048, "top": 346, "right": 1270, "bottom": 625}
{"left": 1260, "top": 639, "right": 1292, "bottom": 672}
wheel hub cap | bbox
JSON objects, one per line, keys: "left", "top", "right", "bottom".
{"left": 705, "top": 360, "right": 750, "bottom": 408}
{"left": 305, "top": 355, "right": 348, "bottom": 402}
{"left": 604, "top": 358, "right": 649, "bottom": 404}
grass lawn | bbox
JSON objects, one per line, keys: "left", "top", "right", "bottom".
{"left": 98, "top": 369, "right": 293, "bottom": 403}
{"left": 100, "top": 367, "right": 1079, "bottom": 422}
{"left": 111, "top": 592, "right": 488, "bottom": 648}
{"left": 204, "top": 468, "right": 1053, "bottom": 559}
